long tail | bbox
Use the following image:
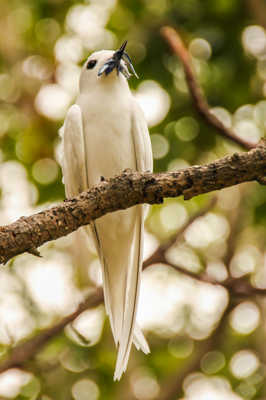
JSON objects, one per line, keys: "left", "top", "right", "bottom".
{"left": 88, "top": 205, "right": 149, "bottom": 380}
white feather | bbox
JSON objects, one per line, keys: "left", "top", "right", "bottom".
{"left": 61, "top": 50, "right": 153, "bottom": 380}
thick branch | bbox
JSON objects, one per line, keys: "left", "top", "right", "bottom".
{"left": 0, "top": 142, "right": 265, "bottom": 264}
{"left": 160, "top": 26, "right": 256, "bottom": 150}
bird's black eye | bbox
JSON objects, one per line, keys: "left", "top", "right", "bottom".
{"left": 86, "top": 59, "right": 97, "bottom": 69}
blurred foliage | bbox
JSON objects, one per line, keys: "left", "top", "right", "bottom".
{"left": 0, "top": 0, "right": 265, "bottom": 399}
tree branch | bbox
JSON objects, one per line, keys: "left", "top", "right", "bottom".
{"left": 160, "top": 26, "right": 256, "bottom": 150}
{"left": 0, "top": 288, "right": 104, "bottom": 373}
{"left": 245, "top": 0, "right": 266, "bottom": 29}
{"left": 0, "top": 141, "right": 265, "bottom": 264}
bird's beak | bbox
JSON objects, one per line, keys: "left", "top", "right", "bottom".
{"left": 98, "top": 41, "right": 139, "bottom": 79}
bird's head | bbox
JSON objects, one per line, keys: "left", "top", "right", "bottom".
{"left": 79, "top": 41, "right": 138, "bottom": 91}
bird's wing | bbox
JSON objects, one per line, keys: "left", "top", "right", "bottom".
{"left": 131, "top": 99, "right": 153, "bottom": 173}
{"left": 60, "top": 105, "right": 98, "bottom": 281}
{"left": 113, "top": 100, "right": 153, "bottom": 380}
{"left": 131, "top": 99, "right": 153, "bottom": 224}
{"left": 60, "top": 104, "right": 87, "bottom": 198}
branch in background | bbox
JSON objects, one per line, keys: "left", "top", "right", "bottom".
{"left": 0, "top": 288, "right": 104, "bottom": 373}
{"left": 245, "top": 0, "right": 266, "bottom": 29}
{"left": 160, "top": 26, "right": 255, "bottom": 151}
{"left": 143, "top": 197, "right": 217, "bottom": 269}
{"left": 0, "top": 141, "right": 265, "bottom": 265}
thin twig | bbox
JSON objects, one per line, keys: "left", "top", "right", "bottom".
{"left": 160, "top": 26, "right": 256, "bottom": 150}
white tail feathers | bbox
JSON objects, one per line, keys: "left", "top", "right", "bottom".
{"left": 114, "top": 327, "right": 149, "bottom": 381}
{"left": 90, "top": 206, "right": 148, "bottom": 381}
{"left": 133, "top": 324, "right": 150, "bottom": 354}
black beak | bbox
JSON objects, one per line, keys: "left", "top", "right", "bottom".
{"left": 98, "top": 41, "right": 138, "bottom": 79}
{"left": 115, "top": 40, "right": 128, "bottom": 60}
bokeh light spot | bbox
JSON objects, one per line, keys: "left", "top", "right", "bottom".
{"left": 150, "top": 134, "right": 169, "bottom": 159}
{"left": 230, "top": 245, "right": 259, "bottom": 278}
{"left": 35, "top": 84, "right": 72, "bottom": 120}
{"left": 88, "top": 259, "right": 103, "bottom": 286}
{"left": 183, "top": 373, "right": 241, "bottom": 400}
{"left": 35, "top": 18, "right": 60, "bottom": 44}
{"left": 160, "top": 202, "right": 188, "bottom": 232}
{"left": 22, "top": 56, "right": 53, "bottom": 81}
{"left": 210, "top": 107, "right": 232, "bottom": 128}
{"left": 130, "top": 368, "right": 160, "bottom": 400}
{"left": 175, "top": 117, "right": 199, "bottom": 141}
{"left": 60, "top": 349, "right": 90, "bottom": 373}
{"left": 135, "top": 81, "right": 171, "bottom": 127}
{"left": 189, "top": 38, "right": 212, "bottom": 61}
{"left": 206, "top": 261, "right": 228, "bottom": 282}
{"left": 67, "top": 306, "right": 105, "bottom": 347}
{"left": 55, "top": 35, "right": 84, "bottom": 64}
{"left": 166, "top": 243, "right": 202, "bottom": 273}
{"left": 56, "top": 63, "right": 81, "bottom": 96}
{"left": 234, "top": 104, "right": 254, "bottom": 122}
{"left": 72, "top": 379, "right": 99, "bottom": 400}
{"left": 254, "top": 100, "right": 266, "bottom": 129}
{"left": 233, "top": 120, "right": 261, "bottom": 145}
{"left": 9, "top": 7, "right": 32, "bottom": 33}
{"left": 236, "top": 381, "right": 256, "bottom": 399}
{"left": 201, "top": 351, "right": 226, "bottom": 374}
{"left": 230, "top": 301, "right": 260, "bottom": 334}
{"left": 168, "top": 158, "right": 190, "bottom": 171}
{"left": 185, "top": 213, "right": 230, "bottom": 249}
{"left": 242, "top": 25, "right": 266, "bottom": 57}
{"left": 32, "top": 158, "right": 59, "bottom": 185}
{"left": 0, "top": 370, "right": 32, "bottom": 399}
{"left": 230, "top": 350, "right": 259, "bottom": 379}
{"left": 168, "top": 337, "right": 194, "bottom": 359}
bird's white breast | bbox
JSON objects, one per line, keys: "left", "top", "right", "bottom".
{"left": 77, "top": 83, "right": 135, "bottom": 187}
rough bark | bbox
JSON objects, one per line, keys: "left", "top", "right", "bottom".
{"left": 0, "top": 141, "right": 265, "bottom": 264}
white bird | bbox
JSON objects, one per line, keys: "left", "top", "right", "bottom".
{"left": 60, "top": 42, "right": 153, "bottom": 380}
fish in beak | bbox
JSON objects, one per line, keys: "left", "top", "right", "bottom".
{"left": 98, "top": 41, "right": 139, "bottom": 79}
